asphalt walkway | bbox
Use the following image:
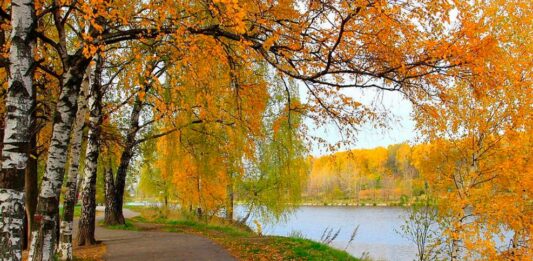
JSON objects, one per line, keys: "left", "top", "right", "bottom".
{"left": 76, "top": 207, "right": 236, "bottom": 261}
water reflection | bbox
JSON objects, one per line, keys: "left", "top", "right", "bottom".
{"left": 236, "top": 206, "right": 416, "bottom": 261}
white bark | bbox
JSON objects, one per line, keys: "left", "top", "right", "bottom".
{"left": 0, "top": 0, "right": 35, "bottom": 259}
{"left": 77, "top": 139, "right": 98, "bottom": 244}
{"left": 0, "top": 190, "right": 25, "bottom": 260}
{"left": 56, "top": 221, "right": 73, "bottom": 260}
{"left": 77, "top": 55, "right": 103, "bottom": 246}
{"left": 57, "top": 67, "right": 90, "bottom": 260}
{"left": 38, "top": 71, "right": 79, "bottom": 198}
{"left": 76, "top": 110, "right": 99, "bottom": 245}
{"left": 29, "top": 56, "right": 91, "bottom": 261}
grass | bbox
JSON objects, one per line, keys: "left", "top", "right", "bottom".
{"left": 269, "top": 236, "right": 358, "bottom": 260}
{"left": 122, "top": 206, "right": 360, "bottom": 260}
{"left": 98, "top": 219, "right": 138, "bottom": 231}
{"left": 58, "top": 205, "right": 82, "bottom": 217}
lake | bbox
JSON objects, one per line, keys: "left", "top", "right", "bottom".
{"left": 237, "top": 206, "right": 416, "bottom": 261}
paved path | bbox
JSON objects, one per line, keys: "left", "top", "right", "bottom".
{"left": 77, "top": 207, "right": 236, "bottom": 261}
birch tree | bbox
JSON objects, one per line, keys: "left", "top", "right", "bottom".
{"left": 77, "top": 55, "right": 104, "bottom": 246}
{"left": 28, "top": 55, "right": 91, "bottom": 260}
{"left": 28, "top": 0, "right": 102, "bottom": 255}
{"left": 0, "top": 0, "right": 35, "bottom": 259}
{"left": 57, "top": 67, "right": 90, "bottom": 260}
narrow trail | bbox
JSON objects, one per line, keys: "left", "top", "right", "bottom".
{"left": 74, "top": 208, "right": 236, "bottom": 261}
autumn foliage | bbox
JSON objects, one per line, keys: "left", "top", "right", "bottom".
{"left": 0, "top": 0, "right": 531, "bottom": 260}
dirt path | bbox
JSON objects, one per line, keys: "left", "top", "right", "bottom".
{"left": 75, "top": 208, "right": 236, "bottom": 261}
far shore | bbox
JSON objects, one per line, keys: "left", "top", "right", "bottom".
{"left": 125, "top": 200, "right": 415, "bottom": 208}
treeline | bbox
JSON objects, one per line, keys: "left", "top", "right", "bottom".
{"left": 305, "top": 143, "right": 421, "bottom": 205}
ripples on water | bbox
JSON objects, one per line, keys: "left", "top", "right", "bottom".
{"left": 236, "top": 206, "right": 416, "bottom": 261}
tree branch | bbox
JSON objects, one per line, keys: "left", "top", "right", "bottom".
{"left": 0, "top": 58, "right": 8, "bottom": 68}
{"left": 134, "top": 120, "right": 203, "bottom": 145}
{"left": 35, "top": 59, "right": 61, "bottom": 80}
{"left": 0, "top": 8, "right": 9, "bottom": 21}
{"left": 35, "top": 31, "right": 61, "bottom": 51}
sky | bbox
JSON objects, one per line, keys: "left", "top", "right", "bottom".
{"left": 298, "top": 82, "right": 417, "bottom": 156}
{"left": 292, "top": 6, "right": 461, "bottom": 157}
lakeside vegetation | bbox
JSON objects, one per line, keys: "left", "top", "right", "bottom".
{"left": 105, "top": 207, "right": 360, "bottom": 261}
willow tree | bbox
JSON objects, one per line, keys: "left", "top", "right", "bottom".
{"left": 137, "top": 137, "right": 176, "bottom": 206}
{"left": 237, "top": 76, "right": 308, "bottom": 222}
{"left": 104, "top": 52, "right": 169, "bottom": 226}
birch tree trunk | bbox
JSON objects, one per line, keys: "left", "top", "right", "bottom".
{"left": 28, "top": 53, "right": 91, "bottom": 260}
{"left": 103, "top": 168, "right": 117, "bottom": 225}
{"left": 24, "top": 134, "right": 38, "bottom": 250}
{"left": 0, "top": 0, "right": 35, "bottom": 259}
{"left": 57, "top": 68, "right": 90, "bottom": 260}
{"left": 74, "top": 172, "right": 83, "bottom": 206}
{"left": 107, "top": 96, "right": 143, "bottom": 225}
{"left": 0, "top": 12, "right": 6, "bottom": 153}
{"left": 77, "top": 56, "right": 103, "bottom": 246}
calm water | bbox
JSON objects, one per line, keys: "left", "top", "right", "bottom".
{"left": 237, "top": 206, "right": 416, "bottom": 261}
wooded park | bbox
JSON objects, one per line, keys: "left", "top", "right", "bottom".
{"left": 0, "top": 0, "right": 531, "bottom": 260}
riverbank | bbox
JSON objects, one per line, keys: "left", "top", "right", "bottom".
{"left": 129, "top": 199, "right": 419, "bottom": 208}
{"left": 300, "top": 201, "right": 402, "bottom": 207}
{"left": 112, "top": 206, "right": 361, "bottom": 260}
{"left": 299, "top": 198, "right": 420, "bottom": 207}
{"left": 236, "top": 205, "right": 414, "bottom": 261}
